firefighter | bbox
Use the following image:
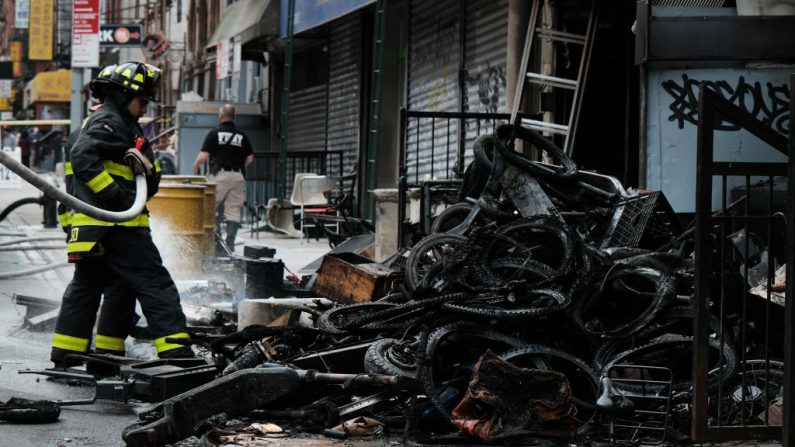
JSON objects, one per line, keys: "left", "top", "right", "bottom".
{"left": 57, "top": 88, "right": 138, "bottom": 359}
{"left": 50, "top": 62, "right": 193, "bottom": 368}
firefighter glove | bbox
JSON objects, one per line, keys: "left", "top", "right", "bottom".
{"left": 124, "top": 148, "right": 153, "bottom": 176}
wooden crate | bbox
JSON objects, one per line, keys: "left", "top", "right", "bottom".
{"left": 312, "top": 252, "right": 394, "bottom": 303}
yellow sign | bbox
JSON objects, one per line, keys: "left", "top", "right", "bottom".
{"left": 29, "top": 0, "right": 54, "bottom": 60}
{"left": 0, "top": 98, "right": 12, "bottom": 111}
{"left": 10, "top": 42, "right": 22, "bottom": 77}
{"left": 30, "top": 70, "right": 71, "bottom": 102}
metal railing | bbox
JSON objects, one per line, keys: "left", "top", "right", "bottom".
{"left": 397, "top": 109, "right": 511, "bottom": 246}
{"left": 693, "top": 78, "right": 794, "bottom": 444}
{"left": 245, "top": 150, "right": 344, "bottom": 214}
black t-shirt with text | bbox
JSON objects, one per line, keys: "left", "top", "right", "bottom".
{"left": 200, "top": 121, "right": 253, "bottom": 174}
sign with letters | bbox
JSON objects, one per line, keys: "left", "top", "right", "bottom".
{"left": 99, "top": 24, "right": 142, "bottom": 47}
{"left": 29, "top": 0, "right": 54, "bottom": 60}
{"left": 71, "top": 0, "right": 100, "bottom": 67}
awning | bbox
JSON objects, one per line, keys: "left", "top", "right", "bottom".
{"left": 25, "top": 69, "right": 72, "bottom": 103}
{"left": 206, "top": 0, "right": 278, "bottom": 50}
{"left": 280, "top": 0, "right": 375, "bottom": 37}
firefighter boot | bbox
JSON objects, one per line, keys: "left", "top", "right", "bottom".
{"left": 226, "top": 221, "right": 240, "bottom": 251}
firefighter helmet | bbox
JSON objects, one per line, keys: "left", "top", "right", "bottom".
{"left": 90, "top": 62, "right": 161, "bottom": 103}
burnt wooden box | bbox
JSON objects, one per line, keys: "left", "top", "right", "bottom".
{"left": 312, "top": 252, "right": 394, "bottom": 303}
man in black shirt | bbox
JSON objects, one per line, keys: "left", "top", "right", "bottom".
{"left": 193, "top": 104, "right": 254, "bottom": 251}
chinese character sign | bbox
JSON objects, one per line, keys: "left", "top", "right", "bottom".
{"left": 10, "top": 42, "right": 22, "bottom": 77}
{"left": 29, "top": 0, "right": 54, "bottom": 60}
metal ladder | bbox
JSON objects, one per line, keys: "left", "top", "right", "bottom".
{"left": 509, "top": 0, "right": 599, "bottom": 156}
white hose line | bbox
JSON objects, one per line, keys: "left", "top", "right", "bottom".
{"left": 0, "top": 245, "right": 65, "bottom": 252}
{"left": 0, "top": 262, "right": 71, "bottom": 279}
{"left": 0, "top": 236, "right": 66, "bottom": 247}
{"left": 0, "top": 150, "right": 147, "bottom": 223}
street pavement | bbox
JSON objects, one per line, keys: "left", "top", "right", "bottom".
{"left": 0, "top": 179, "right": 329, "bottom": 446}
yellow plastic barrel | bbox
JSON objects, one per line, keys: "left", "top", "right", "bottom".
{"left": 147, "top": 183, "right": 206, "bottom": 278}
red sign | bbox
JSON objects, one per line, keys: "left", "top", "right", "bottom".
{"left": 71, "top": 0, "right": 100, "bottom": 67}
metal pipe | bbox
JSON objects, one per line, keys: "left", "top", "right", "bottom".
{"left": 0, "top": 150, "right": 146, "bottom": 223}
{"left": 0, "top": 262, "right": 71, "bottom": 279}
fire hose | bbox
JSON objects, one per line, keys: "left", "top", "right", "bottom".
{"left": 0, "top": 150, "right": 147, "bottom": 223}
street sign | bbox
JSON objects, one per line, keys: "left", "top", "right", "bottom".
{"left": 100, "top": 24, "right": 143, "bottom": 47}
{"left": 71, "top": 0, "right": 100, "bottom": 68}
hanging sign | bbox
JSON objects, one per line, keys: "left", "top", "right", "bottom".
{"left": 29, "top": 0, "right": 54, "bottom": 60}
{"left": 142, "top": 34, "right": 170, "bottom": 61}
{"left": 71, "top": 0, "right": 100, "bottom": 68}
{"left": 15, "top": 0, "right": 29, "bottom": 29}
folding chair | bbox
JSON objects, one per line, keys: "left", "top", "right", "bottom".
{"left": 289, "top": 173, "right": 338, "bottom": 241}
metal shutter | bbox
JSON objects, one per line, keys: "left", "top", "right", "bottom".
{"left": 287, "top": 84, "right": 328, "bottom": 153}
{"left": 327, "top": 15, "right": 362, "bottom": 177}
{"left": 406, "top": 0, "right": 462, "bottom": 183}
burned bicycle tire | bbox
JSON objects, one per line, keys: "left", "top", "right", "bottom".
{"left": 405, "top": 234, "right": 468, "bottom": 291}
{"left": 487, "top": 256, "right": 557, "bottom": 288}
{"left": 431, "top": 202, "right": 475, "bottom": 235}
{"left": 497, "top": 124, "right": 579, "bottom": 180}
{"left": 422, "top": 322, "right": 525, "bottom": 423}
{"left": 0, "top": 398, "right": 60, "bottom": 423}
{"left": 363, "top": 338, "right": 418, "bottom": 377}
{"left": 316, "top": 302, "right": 397, "bottom": 335}
{"left": 572, "top": 266, "right": 676, "bottom": 338}
{"left": 716, "top": 359, "right": 784, "bottom": 426}
{"left": 484, "top": 218, "right": 577, "bottom": 280}
{"left": 605, "top": 334, "right": 737, "bottom": 395}
{"left": 440, "top": 289, "right": 571, "bottom": 320}
{"left": 345, "top": 293, "right": 471, "bottom": 331}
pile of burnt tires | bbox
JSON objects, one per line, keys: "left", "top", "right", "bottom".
{"left": 314, "top": 124, "right": 780, "bottom": 441}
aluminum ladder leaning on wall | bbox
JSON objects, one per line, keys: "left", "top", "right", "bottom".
{"left": 509, "top": 0, "right": 598, "bottom": 156}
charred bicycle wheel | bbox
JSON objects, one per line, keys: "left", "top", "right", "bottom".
{"left": 405, "top": 234, "right": 468, "bottom": 292}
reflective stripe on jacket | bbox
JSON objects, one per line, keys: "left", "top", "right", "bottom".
{"left": 66, "top": 100, "right": 161, "bottom": 255}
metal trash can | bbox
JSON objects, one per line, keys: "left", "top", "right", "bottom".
{"left": 147, "top": 183, "right": 207, "bottom": 278}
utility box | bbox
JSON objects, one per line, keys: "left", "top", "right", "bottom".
{"left": 175, "top": 101, "right": 267, "bottom": 175}
{"left": 312, "top": 252, "right": 395, "bottom": 304}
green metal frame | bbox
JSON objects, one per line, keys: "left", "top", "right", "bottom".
{"left": 277, "top": 0, "right": 296, "bottom": 205}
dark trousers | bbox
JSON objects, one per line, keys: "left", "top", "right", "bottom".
{"left": 95, "top": 279, "right": 137, "bottom": 356}
{"left": 51, "top": 227, "right": 192, "bottom": 363}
